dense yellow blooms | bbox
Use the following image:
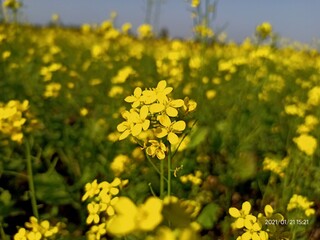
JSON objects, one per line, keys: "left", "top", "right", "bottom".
{"left": 0, "top": 100, "right": 29, "bottom": 143}
{"left": 117, "top": 80, "right": 196, "bottom": 159}
{"left": 263, "top": 156, "right": 289, "bottom": 178}
{"left": 287, "top": 194, "right": 315, "bottom": 216}
{"left": 14, "top": 217, "right": 63, "bottom": 240}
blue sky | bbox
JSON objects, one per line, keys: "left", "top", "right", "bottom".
{"left": 20, "top": 0, "right": 320, "bottom": 44}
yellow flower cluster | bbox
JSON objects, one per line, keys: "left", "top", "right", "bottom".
{"left": 14, "top": 216, "right": 63, "bottom": 240}
{"left": 110, "top": 154, "right": 131, "bottom": 176}
{"left": 137, "top": 24, "right": 153, "bottom": 39}
{"left": 255, "top": 22, "right": 272, "bottom": 40}
{"left": 117, "top": 80, "right": 196, "bottom": 160}
{"left": 43, "top": 82, "right": 62, "bottom": 98}
{"left": 293, "top": 134, "right": 317, "bottom": 156}
{"left": 180, "top": 170, "right": 203, "bottom": 185}
{"left": 263, "top": 156, "right": 289, "bottom": 178}
{"left": 193, "top": 24, "right": 214, "bottom": 38}
{"left": 82, "top": 178, "right": 128, "bottom": 240}
{"left": 0, "top": 100, "right": 29, "bottom": 143}
{"left": 296, "top": 115, "right": 318, "bottom": 134}
{"left": 229, "top": 201, "right": 286, "bottom": 240}
{"left": 287, "top": 194, "right": 315, "bottom": 217}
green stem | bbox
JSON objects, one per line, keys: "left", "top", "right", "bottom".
{"left": 167, "top": 147, "right": 171, "bottom": 197}
{"left": 160, "top": 159, "right": 164, "bottom": 198}
{"left": 0, "top": 222, "right": 7, "bottom": 240}
{"left": 25, "top": 140, "right": 39, "bottom": 219}
{"left": 146, "top": 155, "right": 168, "bottom": 182}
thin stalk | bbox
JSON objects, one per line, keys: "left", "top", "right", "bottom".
{"left": 0, "top": 222, "right": 7, "bottom": 240}
{"left": 25, "top": 140, "right": 39, "bottom": 219}
{"left": 160, "top": 159, "right": 164, "bottom": 198}
{"left": 167, "top": 147, "right": 171, "bottom": 197}
{"left": 146, "top": 154, "right": 168, "bottom": 182}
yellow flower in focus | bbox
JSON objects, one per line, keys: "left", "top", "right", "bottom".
{"left": 125, "top": 87, "right": 143, "bottom": 108}
{"left": 107, "top": 197, "right": 163, "bottom": 236}
{"left": 14, "top": 217, "right": 62, "bottom": 240}
{"left": 155, "top": 120, "right": 186, "bottom": 145}
{"left": 146, "top": 140, "right": 167, "bottom": 160}
{"left": 293, "top": 134, "right": 317, "bottom": 156}
{"left": 87, "top": 202, "right": 100, "bottom": 224}
{"left": 229, "top": 201, "right": 253, "bottom": 229}
{"left": 82, "top": 179, "right": 100, "bottom": 201}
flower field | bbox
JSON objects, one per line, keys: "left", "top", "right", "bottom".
{"left": 1, "top": 15, "right": 320, "bottom": 240}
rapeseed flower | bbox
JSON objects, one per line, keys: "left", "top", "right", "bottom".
{"left": 256, "top": 22, "right": 272, "bottom": 40}
{"left": 14, "top": 217, "right": 62, "bottom": 240}
{"left": 137, "top": 24, "right": 153, "bottom": 38}
{"left": 146, "top": 140, "right": 167, "bottom": 160}
{"left": 287, "top": 194, "right": 315, "bottom": 217}
{"left": 263, "top": 156, "right": 289, "bottom": 178}
{"left": 155, "top": 120, "right": 186, "bottom": 145}
{"left": 0, "top": 100, "right": 29, "bottom": 143}
{"left": 229, "top": 201, "right": 254, "bottom": 229}
{"left": 43, "top": 82, "right": 61, "bottom": 98}
{"left": 107, "top": 196, "right": 163, "bottom": 235}
{"left": 293, "top": 134, "right": 317, "bottom": 156}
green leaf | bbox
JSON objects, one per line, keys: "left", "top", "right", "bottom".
{"left": 33, "top": 170, "right": 74, "bottom": 205}
{"left": 197, "top": 202, "right": 221, "bottom": 229}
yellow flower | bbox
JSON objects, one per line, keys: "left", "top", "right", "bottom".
{"left": 111, "top": 66, "right": 136, "bottom": 84}
{"left": 82, "top": 179, "right": 100, "bottom": 201}
{"left": 87, "top": 202, "right": 100, "bottom": 224}
{"left": 43, "top": 82, "right": 61, "bottom": 98}
{"left": 229, "top": 201, "right": 253, "bottom": 229}
{"left": 117, "top": 106, "right": 150, "bottom": 139}
{"left": 307, "top": 86, "right": 320, "bottom": 106}
{"left": 110, "top": 154, "right": 131, "bottom": 176}
{"left": 191, "top": 0, "right": 200, "bottom": 8}
{"left": 117, "top": 110, "right": 135, "bottom": 140}
{"left": 287, "top": 194, "right": 315, "bottom": 216}
{"left": 263, "top": 156, "right": 289, "bottom": 178}
{"left": 146, "top": 140, "right": 167, "bottom": 160}
{"left": 183, "top": 97, "right": 197, "bottom": 113}
{"left": 137, "top": 24, "right": 153, "bottom": 38}
{"left": 206, "top": 89, "right": 217, "bottom": 100}
{"left": 293, "top": 134, "right": 317, "bottom": 156}
{"left": 122, "top": 22, "right": 132, "bottom": 33}
{"left": 256, "top": 22, "right": 272, "bottom": 39}
{"left": 107, "top": 196, "right": 163, "bottom": 236}
{"left": 125, "top": 87, "right": 143, "bottom": 108}
{"left": 155, "top": 120, "right": 186, "bottom": 145}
